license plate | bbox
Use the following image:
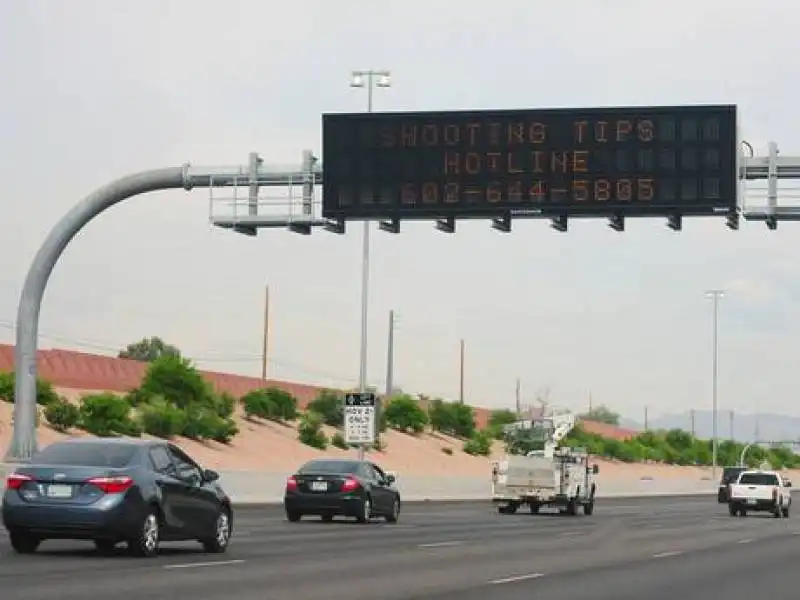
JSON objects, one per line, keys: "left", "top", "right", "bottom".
{"left": 746, "top": 498, "right": 757, "bottom": 505}
{"left": 310, "top": 481, "right": 328, "bottom": 492}
{"left": 46, "top": 484, "right": 73, "bottom": 498}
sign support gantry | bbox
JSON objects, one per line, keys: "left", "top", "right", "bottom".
{"left": 210, "top": 142, "right": 800, "bottom": 236}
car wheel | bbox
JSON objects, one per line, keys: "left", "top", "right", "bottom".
{"left": 728, "top": 504, "right": 737, "bottom": 517}
{"left": 202, "top": 508, "right": 232, "bottom": 553}
{"left": 9, "top": 530, "right": 41, "bottom": 554}
{"left": 128, "top": 509, "right": 160, "bottom": 557}
{"left": 583, "top": 501, "right": 594, "bottom": 516}
{"left": 782, "top": 505, "right": 790, "bottom": 518}
{"left": 94, "top": 539, "right": 118, "bottom": 554}
{"left": 385, "top": 498, "right": 401, "bottom": 523}
{"left": 356, "top": 496, "right": 372, "bottom": 523}
{"left": 286, "top": 510, "right": 302, "bottom": 522}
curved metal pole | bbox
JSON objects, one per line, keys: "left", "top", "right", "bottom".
{"left": 739, "top": 443, "right": 753, "bottom": 467}
{"left": 4, "top": 167, "right": 191, "bottom": 462}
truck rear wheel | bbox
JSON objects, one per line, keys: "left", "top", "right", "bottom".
{"left": 583, "top": 501, "right": 594, "bottom": 516}
{"left": 782, "top": 505, "right": 790, "bottom": 518}
{"left": 529, "top": 503, "right": 540, "bottom": 514}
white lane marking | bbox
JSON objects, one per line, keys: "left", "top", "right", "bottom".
{"left": 558, "top": 531, "right": 581, "bottom": 537}
{"left": 418, "top": 540, "right": 463, "bottom": 548}
{"left": 163, "top": 559, "right": 245, "bottom": 570}
{"left": 737, "top": 538, "right": 754, "bottom": 544}
{"left": 652, "top": 551, "right": 682, "bottom": 559}
{"left": 490, "top": 573, "right": 545, "bottom": 585}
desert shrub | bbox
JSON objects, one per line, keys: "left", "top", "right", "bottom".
{"left": 428, "top": 398, "right": 475, "bottom": 438}
{"left": 463, "top": 429, "right": 493, "bottom": 456}
{"left": 306, "top": 390, "right": 343, "bottom": 427}
{"left": 331, "top": 431, "right": 348, "bottom": 449}
{"left": 79, "top": 393, "right": 141, "bottom": 437}
{"left": 384, "top": 394, "right": 428, "bottom": 434}
{"left": 43, "top": 397, "right": 80, "bottom": 432}
{"left": 137, "top": 396, "right": 186, "bottom": 439}
{"left": 298, "top": 411, "right": 327, "bottom": 449}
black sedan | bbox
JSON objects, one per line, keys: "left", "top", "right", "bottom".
{"left": 284, "top": 458, "right": 401, "bottom": 523}
{"left": 2, "top": 438, "right": 233, "bottom": 557}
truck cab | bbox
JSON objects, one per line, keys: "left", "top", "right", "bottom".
{"left": 727, "top": 469, "right": 792, "bottom": 518}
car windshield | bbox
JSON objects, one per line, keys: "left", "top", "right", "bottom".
{"left": 738, "top": 472, "right": 779, "bottom": 486}
{"left": 298, "top": 460, "right": 360, "bottom": 475}
{"left": 31, "top": 442, "right": 138, "bottom": 468}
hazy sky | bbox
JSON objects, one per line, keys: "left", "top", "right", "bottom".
{"left": 1, "top": 0, "right": 799, "bottom": 419}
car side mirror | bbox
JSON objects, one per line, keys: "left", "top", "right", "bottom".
{"left": 385, "top": 472, "right": 397, "bottom": 485}
{"left": 592, "top": 465, "right": 599, "bottom": 475}
{"left": 203, "top": 468, "right": 220, "bottom": 482}
{"left": 785, "top": 480, "right": 792, "bottom": 487}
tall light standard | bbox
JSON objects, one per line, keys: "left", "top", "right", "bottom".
{"left": 350, "top": 70, "right": 391, "bottom": 461}
{"left": 705, "top": 289, "right": 724, "bottom": 480}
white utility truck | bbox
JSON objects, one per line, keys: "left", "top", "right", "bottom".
{"left": 491, "top": 407, "right": 598, "bottom": 516}
{"left": 727, "top": 469, "right": 792, "bottom": 518}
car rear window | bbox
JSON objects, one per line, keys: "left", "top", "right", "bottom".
{"left": 298, "top": 460, "right": 360, "bottom": 474}
{"left": 32, "top": 442, "right": 138, "bottom": 468}
{"left": 722, "top": 468, "right": 745, "bottom": 483}
{"left": 738, "top": 472, "right": 779, "bottom": 486}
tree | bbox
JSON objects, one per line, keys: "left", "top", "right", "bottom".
{"left": 119, "top": 337, "right": 181, "bottom": 362}
{"left": 580, "top": 404, "right": 620, "bottom": 425}
{"left": 138, "top": 355, "right": 211, "bottom": 410}
{"left": 428, "top": 398, "right": 476, "bottom": 438}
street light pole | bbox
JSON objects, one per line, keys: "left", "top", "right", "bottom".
{"left": 705, "top": 289, "right": 724, "bottom": 481}
{"left": 350, "top": 69, "right": 391, "bottom": 461}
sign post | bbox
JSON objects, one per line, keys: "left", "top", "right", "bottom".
{"left": 344, "top": 392, "right": 377, "bottom": 459}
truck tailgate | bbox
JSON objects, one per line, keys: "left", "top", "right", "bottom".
{"left": 729, "top": 484, "right": 775, "bottom": 500}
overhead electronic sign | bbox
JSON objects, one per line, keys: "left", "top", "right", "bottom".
{"left": 321, "top": 105, "right": 737, "bottom": 220}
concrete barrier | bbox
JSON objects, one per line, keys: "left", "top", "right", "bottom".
{"left": 0, "top": 463, "right": 716, "bottom": 503}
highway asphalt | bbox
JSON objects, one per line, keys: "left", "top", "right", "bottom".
{"left": 1, "top": 494, "right": 798, "bottom": 599}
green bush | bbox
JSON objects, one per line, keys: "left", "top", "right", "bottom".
{"left": 241, "top": 387, "right": 298, "bottom": 422}
{"left": 212, "top": 392, "right": 237, "bottom": 419}
{"left": 463, "top": 429, "right": 493, "bottom": 456}
{"left": 181, "top": 406, "right": 238, "bottom": 443}
{"left": 306, "top": 390, "right": 344, "bottom": 427}
{"left": 79, "top": 393, "right": 141, "bottom": 437}
{"left": 331, "top": 431, "right": 348, "bottom": 449}
{"left": 428, "top": 398, "right": 476, "bottom": 438}
{"left": 43, "top": 397, "right": 80, "bottom": 432}
{"left": 138, "top": 355, "right": 213, "bottom": 410}
{"left": 137, "top": 396, "right": 187, "bottom": 439}
{"left": 384, "top": 394, "right": 428, "bottom": 434}
{"left": 298, "top": 411, "right": 327, "bottom": 449}
{"left": 0, "top": 372, "right": 61, "bottom": 405}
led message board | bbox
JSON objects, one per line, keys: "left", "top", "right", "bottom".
{"left": 321, "top": 105, "right": 737, "bottom": 220}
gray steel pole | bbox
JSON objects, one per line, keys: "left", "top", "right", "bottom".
{"left": 706, "top": 289, "right": 723, "bottom": 481}
{"left": 4, "top": 167, "right": 192, "bottom": 462}
{"left": 385, "top": 310, "right": 395, "bottom": 398}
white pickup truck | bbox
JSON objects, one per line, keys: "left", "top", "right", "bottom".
{"left": 727, "top": 470, "right": 792, "bottom": 518}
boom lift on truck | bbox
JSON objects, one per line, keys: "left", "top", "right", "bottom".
{"left": 491, "top": 406, "right": 599, "bottom": 515}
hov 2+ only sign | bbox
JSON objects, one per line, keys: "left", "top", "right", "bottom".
{"left": 344, "top": 392, "right": 377, "bottom": 446}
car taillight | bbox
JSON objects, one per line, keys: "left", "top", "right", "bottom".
{"left": 286, "top": 475, "right": 298, "bottom": 491}
{"left": 5, "top": 473, "right": 32, "bottom": 490}
{"left": 87, "top": 476, "right": 134, "bottom": 494}
{"left": 341, "top": 477, "right": 360, "bottom": 492}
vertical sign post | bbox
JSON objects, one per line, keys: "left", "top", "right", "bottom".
{"left": 344, "top": 392, "right": 377, "bottom": 453}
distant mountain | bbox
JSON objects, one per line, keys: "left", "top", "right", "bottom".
{"left": 620, "top": 410, "right": 800, "bottom": 445}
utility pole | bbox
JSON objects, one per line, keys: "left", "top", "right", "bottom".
{"left": 644, "top": 406, "right": 649, "bottom": 431}
{"left": 690, "top": 409, "right": 696, "bottom": 438}
{"left": 705, "top": 289, "right": 724, "bottom": 481}
{"left": 515, "top": 378, "right": 521, "bottom": 416}
{"left": 385, "top": 310, "right": 395, "bottom": 398}
{"left": 729, "top": 409, "right": 735, "bottom": 441}
{"left": 458, "top": 339, "right": 465, "bottom": 404}
{"left": 588, "top": 390, "right": 593, "bottom": 413}
{"left": 261, "top": 284, "right": 270, "bottom": 382}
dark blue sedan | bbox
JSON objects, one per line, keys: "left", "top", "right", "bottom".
{"left": 2, "top": 438, "right": 233, "bottom": 557}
